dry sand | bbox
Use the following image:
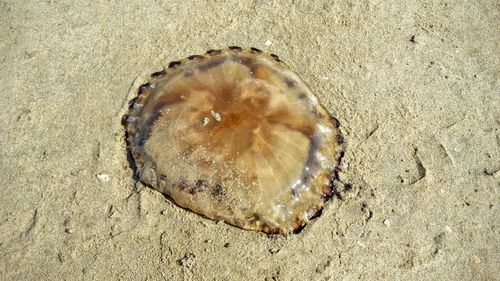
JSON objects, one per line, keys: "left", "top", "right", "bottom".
{"left": 0, "top": 1, "right": 498, "bottom": 280}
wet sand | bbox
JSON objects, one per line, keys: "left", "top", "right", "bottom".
{"left": 1, "top": 1, "right": 498, "bottom": 280}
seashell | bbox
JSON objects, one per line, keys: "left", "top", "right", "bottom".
{"left": 123, "top": 47, "right": 344, "bottom": 234}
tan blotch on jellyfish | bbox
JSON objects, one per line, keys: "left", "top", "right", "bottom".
{"left": 124, "top": 47, "right": 344, "bottom": 234}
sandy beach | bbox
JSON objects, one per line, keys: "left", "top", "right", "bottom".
{"left": 1, "top": 1, "right": 498, "bottom": 280}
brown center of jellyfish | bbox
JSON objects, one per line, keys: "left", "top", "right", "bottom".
{"left": 128, "top": 50, "right": 343, "bottom": 233}
{"left": 147, "top": 59, "right": 316, "bottom": 190}
{"left": 187, "top": 78, "right": 314, "bottom": 161}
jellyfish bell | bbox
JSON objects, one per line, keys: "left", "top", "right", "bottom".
{"left": 124, "top": 47, "right": 344, "bottom": 234}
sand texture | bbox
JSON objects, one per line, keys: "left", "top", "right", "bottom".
{"left": 0, "top": 1, "right": 498, "bottom": 280}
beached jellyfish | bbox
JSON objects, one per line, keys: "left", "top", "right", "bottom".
{"left": 124, "top": 47, "right": 344, "bottom": 234}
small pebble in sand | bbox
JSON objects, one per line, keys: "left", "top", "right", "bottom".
{"left": 110, "top": 225, "right": 120, "bottom": 237}
{"left": 269, "top": 248, "right": 280, "bottom": 254}
{"left": 264, "top": 40, "right": 273, "bottom": 46}
{"left": 338, "top": 161, "right": 349, "bottom": 170}
{"left": 96, "top": 173, "right": 110, "bottom": 183}
{"left": 179, "top": 253, "right": 196, "bottom": 268}
{"left": 383, "top": 219, "right": 390, "bottom": 226}
{"left": 471, "top": 255, "right": 481, "bottom": 264}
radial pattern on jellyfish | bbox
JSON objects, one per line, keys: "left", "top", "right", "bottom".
{"left": 124, "top": 47, "right": 344, "bottom": 234}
